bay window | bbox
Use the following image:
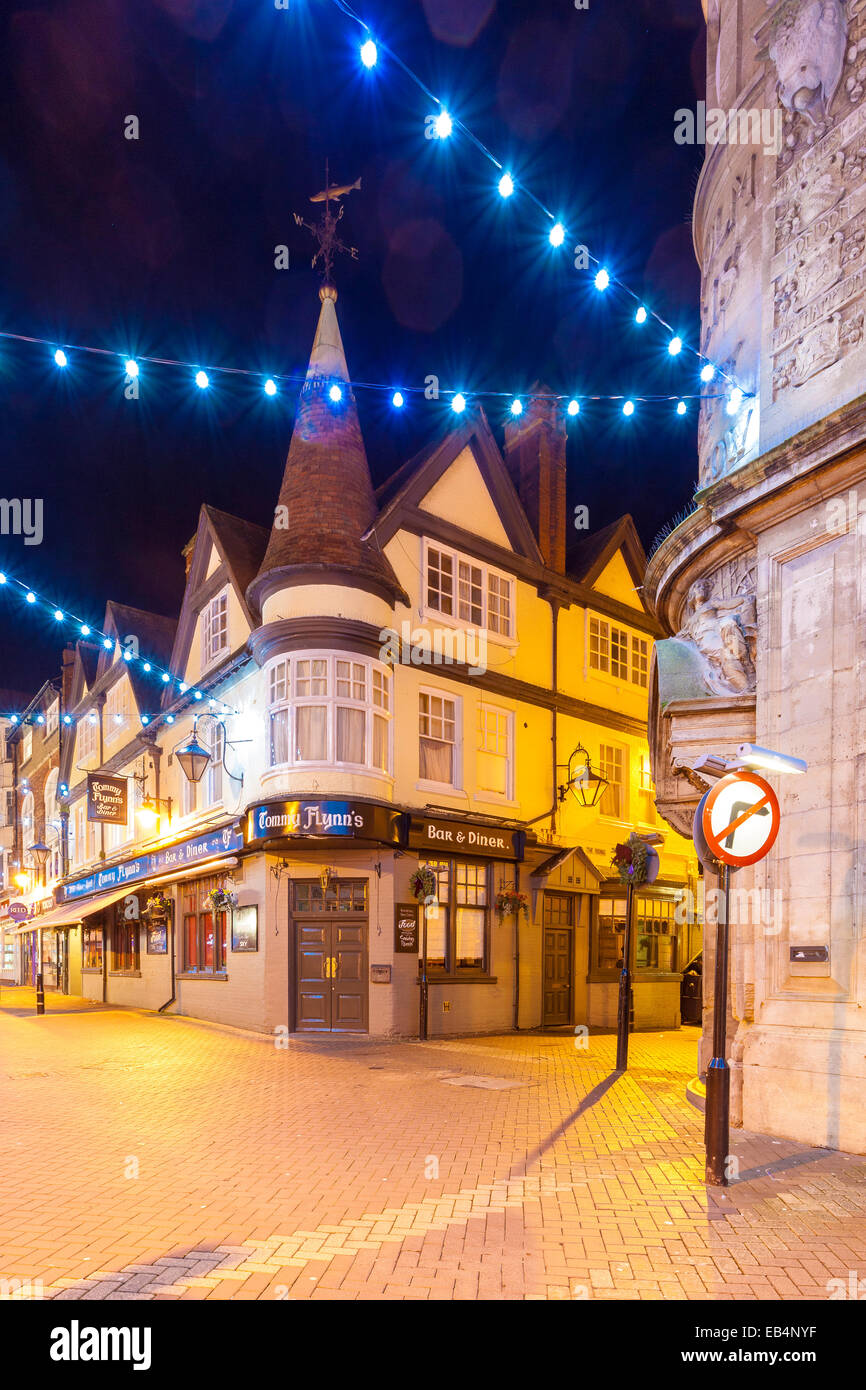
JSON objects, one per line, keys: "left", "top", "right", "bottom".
{"left": 267, "top": 653, "right": 392, "bottom": 774}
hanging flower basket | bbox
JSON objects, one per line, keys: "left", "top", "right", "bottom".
{"left": 611, "top": 833, "right": 656, "bottom": 887}
{"left": 409, "top": 867, "right": 437, "bottom": 903}
{"left": 495, "top": 889, "right": 528, "bottom": 920}
{"left": 144, "top": 892, "right": 171, "bottom": 918}
{"left": 203, "top": 887, "right": 237, "bottom": 913}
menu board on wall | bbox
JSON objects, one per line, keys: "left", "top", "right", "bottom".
{"left": 394, "top": 903, "right": 419, "bottom": 954}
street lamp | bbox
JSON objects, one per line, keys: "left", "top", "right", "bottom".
{"left": 559, "top": 744, "right": 609, "bottom": 809}
{"left": 175, "top": 728, "right": 211, "bottom": 784}
{"left": 137, "top": 796, "right": 173, "bottom": 830}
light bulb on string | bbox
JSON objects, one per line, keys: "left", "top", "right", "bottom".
{"left": 81, "top": 624, "right": 90, "bottom": 636}
{"left": 594, "top": 268, "right": 610, "bottom": 291}
{"left": 549, "top": 223, "right": 565, "bottom": 248}
{"left": 124, "top": 359, "right": 139, "bottom": 379}
{"left": 54, "top": 610, "right": 63, "bottom": 621}
{"left": 434, "top": 110, "right": 452, "bottom": 139}
{"left": 328, "top": 383, "right": 343, "bottom": 403}
{"left": 700, "top": 363, "right": 715, "bottom": 383}
{"left": 360, "top": 38, "right": 377, "bottom": 68}
{"left": 510, "top": 399, "right": 523, "bottom": 416}
{"left": 726, "top": 386, "right": 743, "bottom": 416}
{"left": 54, "top": 349, "right": 68, "bottom": 367}
{"left": 451, "top": 393, "right": 466, "bottom": 413}
{"left": 392, "top": 391, "right": 404, "bottom": 409}
{"left": 498, "top": 172, "right": 514, "bottom": 198}
{"left": 567, "top": 400, "right": 580, "bottom": 417}
{"left": 25, "top": 592, "right": 36, "bottom": 604}
{"left": 195, "top": 370, "right": 209, "bottom": 390}
{"left": 635, "top": 307, "right": 648, "bottom": 324}
{"left": 676, "top": 400, "right": 687, "bottom": 415}
{"left": 264, "top": 378, "right": 278, "bottom": 397}
{"left": 668, "top": 336, "right": 682, "bottom": 356}
{"left": 622, "top": 400, "right": 635, "bottom": 417}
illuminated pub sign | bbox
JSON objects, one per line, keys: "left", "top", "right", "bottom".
{"left": 406, "top": 815, "right": 526, "bottom": 861}
{"left": 87, "top": 772, "right": 128, "bottom": 825}
{"left": 245, "top": 799, "right": 403, "bottom": 847}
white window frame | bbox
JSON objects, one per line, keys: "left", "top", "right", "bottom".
{"left": 588, "top": 614, "right": 651, "bottom": 688}
{"left": 422, "top": 540, "right": 516, "bottom": 640}
{"left": 266, "top": 652, "right": 393, "bottom": 776}
{"left": 21, "top": 729, "right": 33, "bottom": 764}
{"left": 45, "top": 699, "right": 59, "bottom": 736}
{"left": 77, "top": 711, "right": 98, "bottom": 761}
{"left": 418, "top": 687, "right": 462, "bottom": 792}
{"left": 598, "top": 742, "right": 628, "bottom": 823}
{"left": 475, "top": 703, "right": 514, "bottom": 801}
{"left": 202, "top": 590, "right": 230, "bottom": 670}
{"left": 105, "top": 681, "right": 130, "bottom": 745}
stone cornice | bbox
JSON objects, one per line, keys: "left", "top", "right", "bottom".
{"left": 647, "top": 390, "right": 866, "bottom": 631}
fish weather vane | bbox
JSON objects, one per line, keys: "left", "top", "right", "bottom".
{"left": 293, "top": 161, "right": 360, "bottom": 284}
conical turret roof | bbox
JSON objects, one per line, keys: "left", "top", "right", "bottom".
{"left": 247, "top": 286, "right": 406, "bottom": 610}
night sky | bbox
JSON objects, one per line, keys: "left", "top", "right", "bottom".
{"left": 0, "top": 0, "right": 706, "bottom": 695}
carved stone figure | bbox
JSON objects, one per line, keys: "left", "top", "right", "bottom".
{"left": 768, "top": 0, "right": 848, "bottom": 124}
{"left": 675, "top": 578, "right": 757, "bottom": 696}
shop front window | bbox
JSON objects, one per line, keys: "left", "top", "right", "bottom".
{"left": 83, "top": 926, "right": 103, "bottom": 970}
{"left": 182, "top": 875, "right": 228, "bottom": 974}
{"left": 111, "top": 913, "right": 139, "bottom": 973}
{"left": 418, "top": 858, "right": 490, "bottom": 975}
{"left": 593, "top": 890, "right": 682, "bottom": 976}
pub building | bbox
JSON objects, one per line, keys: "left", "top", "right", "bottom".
{"left": 7, "top": 283, "right": 699, "bottom": 1037}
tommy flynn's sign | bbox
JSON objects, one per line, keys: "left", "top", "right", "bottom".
{"left": 63, "top": 823, "right": 243, "bottom": 901}
{"left": 87, "top": 773, "right": 129, "bottom": 825}
{"left": 245, "top": 799, "right": 403, "bottom": 847}
{"left": 407, "top": 815, "right": 526, "bottom": 861}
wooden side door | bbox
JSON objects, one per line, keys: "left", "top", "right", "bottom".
{"left": 542, "top": 891, "right": 574, "bottom": 1026}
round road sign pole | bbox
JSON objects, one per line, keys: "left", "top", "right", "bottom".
{"left": 705, "top": 861, "right": 731, "bottom": 1186}
{"left": 615, "top": 878, "right": 636, "bottom": 1072}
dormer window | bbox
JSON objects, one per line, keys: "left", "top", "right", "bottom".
{"left": 202, "top": 591, "right": 229, "bottom": 668}
{"left": 424, "top": 541, "right": 515, "bottom": 639}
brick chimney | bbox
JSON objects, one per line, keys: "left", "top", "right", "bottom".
{"left": 503, "top": 386, "right": 567, "bottom": 573}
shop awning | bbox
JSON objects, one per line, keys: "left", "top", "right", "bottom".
{"left": 14, "top": 883, "right": 136, "bottom": 933}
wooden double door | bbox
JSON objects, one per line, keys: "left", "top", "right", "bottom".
{"left": 295, "top": 916, "right": 369, "bottom": 1033}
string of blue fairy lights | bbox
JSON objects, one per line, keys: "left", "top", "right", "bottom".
{"left": 326, "top": 0, "right": 747, "bottom": 407}
{"left": 0, "top": 569, "right": 238, "bottom": 731}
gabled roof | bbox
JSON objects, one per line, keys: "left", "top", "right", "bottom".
{"left": 202, "top": 506, "right": 269, "bottom": 623}
{"left": 370, "top": 409, "right": 544, "bottom": 563}
{"left": 567, "top": 514, "right": 652, "bottom": 617}
{"left": 164, "top": 503, "right": 268, "bottom": 701}
{"left": 99, "top": 602, "right": 177, "bottom": 717}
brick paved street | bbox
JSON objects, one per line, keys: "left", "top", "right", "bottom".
{"left": 1, "top": 995, "right": 865, "bottom": 1302}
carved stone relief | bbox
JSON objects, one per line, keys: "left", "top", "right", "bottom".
{"left": 673, "top": 568, "right": 757, "bottom": 697}
{"left": 767, "top": 2, "right": 866, "bottom": 405}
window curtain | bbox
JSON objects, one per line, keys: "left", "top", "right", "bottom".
{"left": 420, "top": 736, "right": 452, "bottom": 783}
{"left": 455, "top": 907, "right": 485, "bottom": 968}
{"left": 336, "top": 706, "right": 365, "bottom": 764}
{"left": 296, "top": 705, "right": 327, "bottom": 761}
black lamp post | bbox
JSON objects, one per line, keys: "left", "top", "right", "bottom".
{"left": 615, "top": 831, "right": 664, "bottom": 1072}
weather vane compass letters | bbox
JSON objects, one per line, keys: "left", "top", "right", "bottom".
{"left": 293, "top": 161, "right": 361, "bottom": 283}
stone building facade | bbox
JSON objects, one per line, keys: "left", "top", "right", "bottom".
{"left": 647, "top": 0, "right": 866, "bottom": 1152}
